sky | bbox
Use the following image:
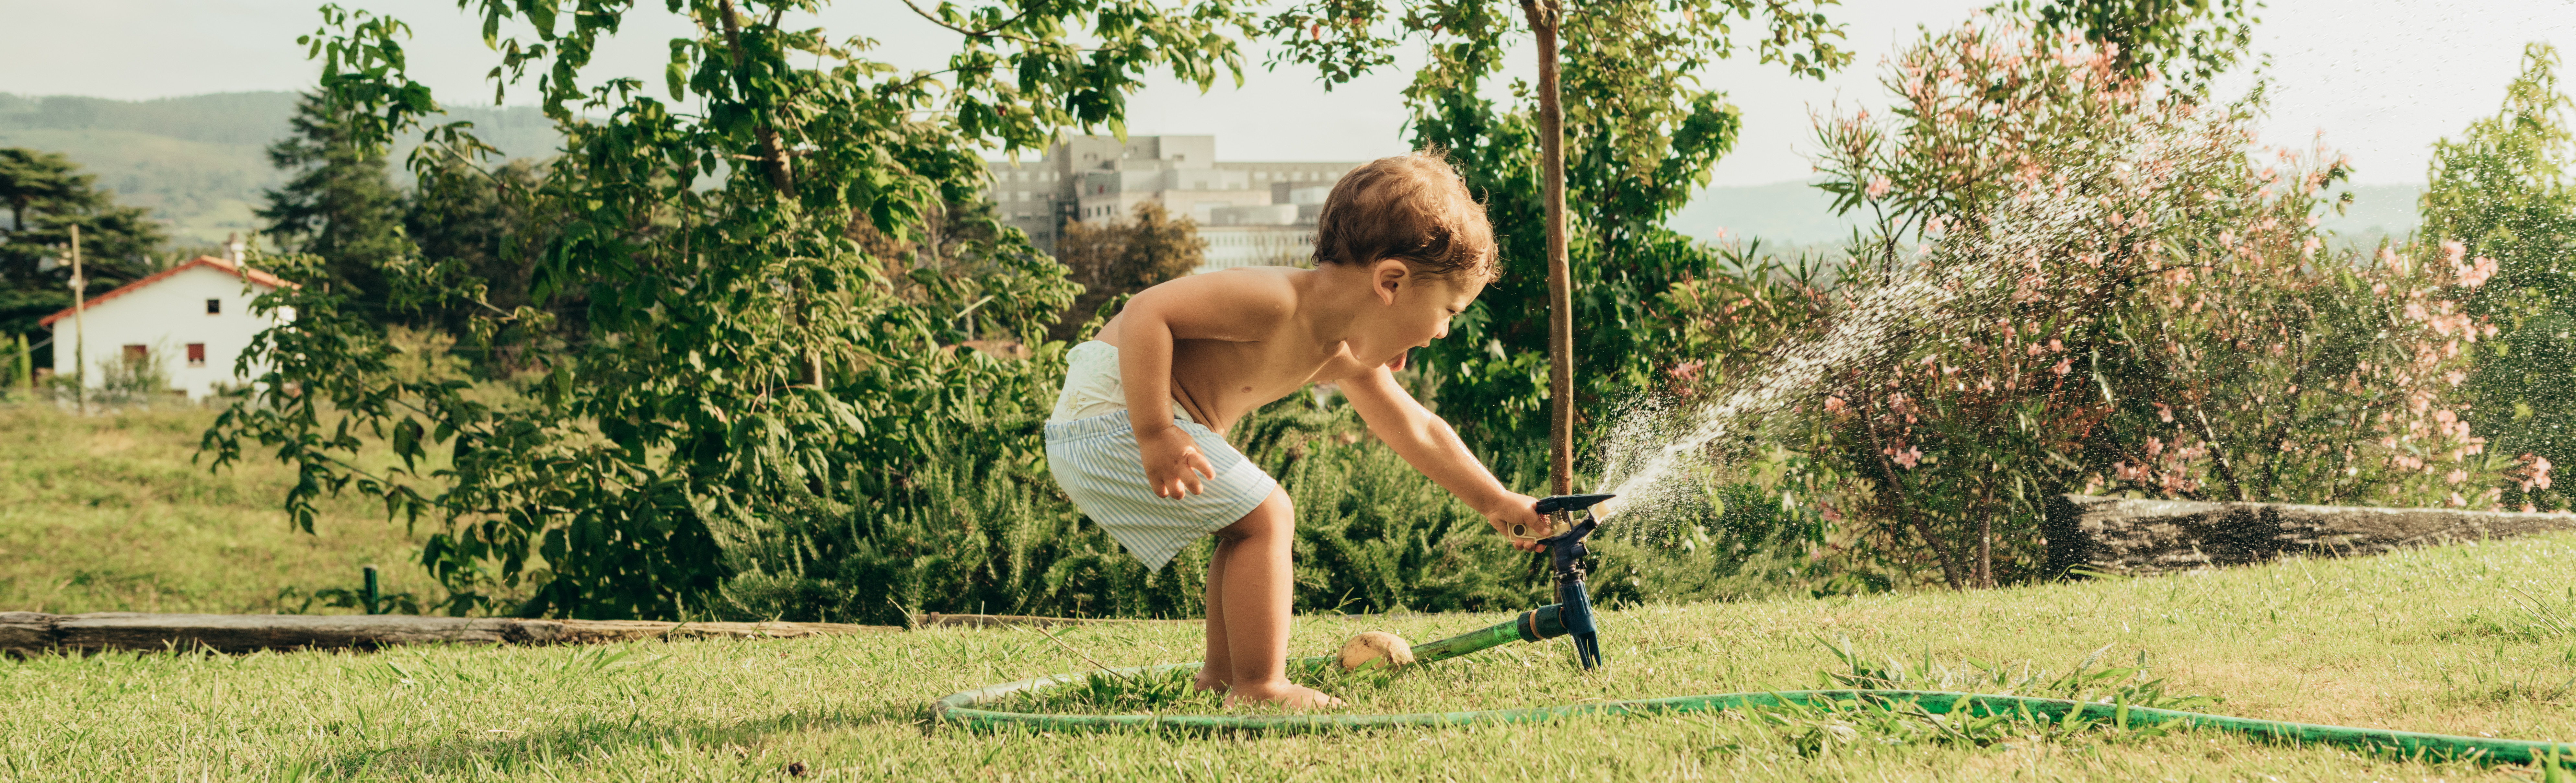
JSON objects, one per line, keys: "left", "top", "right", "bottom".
{"left": 3, "top": 0, "right": 2571, "bottom": 186}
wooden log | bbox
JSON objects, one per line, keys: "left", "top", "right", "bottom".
{"left": 2047, "top": 494, "right": 2576, "bottom": 577}
{"left": 1, "top": 612, "right": 57, "bottom": 656}
{"left": 0, "top": 613, "right": 899, "bottom": 657}
{"left": 912, "top": 613, "right": 1190, "bottom": 629}
{"left": 49, "top": 613, "right": 513, "bottom": 653}
{"left": 501, "top": 619, "right": 899, "bottom": 645}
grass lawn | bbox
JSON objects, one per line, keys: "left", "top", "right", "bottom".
{"left": 5, "top": 403, "right": 2572, "bottom": 779}
{"left": 0, "top": 404, "right": 433, "bottom": 615}
{"left": 5, "top": 525, "right": 2574, "bottom": 779}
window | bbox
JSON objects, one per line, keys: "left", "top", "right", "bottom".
{"left": 122, "top": 345, "right": 147, "bottom": 363}
{"left": 186, "top": 344, "right": 207, "bottom": 367}
{"left": 206, "top": 298, "right": 221, "bottom": 315}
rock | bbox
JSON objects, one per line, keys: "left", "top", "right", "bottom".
{"left": 1340, "top": 631, "right": 1416, "bottom": 671}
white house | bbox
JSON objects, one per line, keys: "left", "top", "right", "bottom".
{"left": 39, "top": 254, "right": 294, "bottom": 400}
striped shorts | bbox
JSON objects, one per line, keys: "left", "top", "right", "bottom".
{"left": 1044, "top": 410, "right": 1279, "bottom": 572}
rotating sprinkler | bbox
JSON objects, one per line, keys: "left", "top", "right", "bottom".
{"left": 1524, "top": 492, "right": 1614, "bottom": 670}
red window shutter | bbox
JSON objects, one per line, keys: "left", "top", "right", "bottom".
{"left": 186, "top": 344, "right": 207, "bottom": 364}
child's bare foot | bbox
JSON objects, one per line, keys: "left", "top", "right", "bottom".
{"left": 1223, "top": 682, "right": 1344, "bottom": 710}
{"left": 1192, "top": 670, "right": 1229, "bottom": 694}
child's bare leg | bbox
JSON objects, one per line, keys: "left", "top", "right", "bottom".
{"left": 1195, "top": 552, "right": 1231, "bottom": 693}
{"left": 1211, "top": 488, "right": 1342, "bottom": 709}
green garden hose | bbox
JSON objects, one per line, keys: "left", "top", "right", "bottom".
{"left": 931, "top": 613, "right": 2576, "bottom": 767}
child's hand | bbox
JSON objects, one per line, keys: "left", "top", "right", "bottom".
{"left": 1137, "top": 424, "right": 1217, "bottom": 498}
{"left": 1480, "top": 492, "right": 1550, "bottom": 553}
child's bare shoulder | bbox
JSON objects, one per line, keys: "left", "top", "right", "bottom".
{"left": 1132, "top": 267, "right": 1305, "bottom": 338}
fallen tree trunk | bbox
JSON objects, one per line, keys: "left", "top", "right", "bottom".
{"left": 0, "top": 612, "right": 897, "bottom": 657}
{"left": 911, "top": 613, "right": 1191, "bottom": 629}
{"left": 2044, "top": 494, "right": 2576, "bottom": 577}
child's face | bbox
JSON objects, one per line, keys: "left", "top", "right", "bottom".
{"left": 1362, "top": 264, "right": 1487, "bottom": 369}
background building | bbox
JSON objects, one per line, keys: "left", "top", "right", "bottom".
{"left": 987, "top": 135, "right": 1358, "bottom": 273}
{"left": 38, "top": 248, "right": 293, "bottom": 400}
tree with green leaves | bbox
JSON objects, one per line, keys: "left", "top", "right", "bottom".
{"left": 1997, "top": 0, "right": 2257, "bottom": 92}
{"left": 0, "top": 147, "right": 167, "bottom": 348}
{"left": 2423, "top": 43, "right": 2576, "bottom": 511}
{"left": 1263, "top": 0, "right": 1852, "bottom": 476}
{"left": 207, "top": 0, "right": 1257, "bottom": 619}
{"left": 259, "top": 92, "right": 415, "bottom": 321}
{"left": 1047, "top": 200, "right": 1205, "bottom": 343}
{"left": 405, "top": 156, "right": 561, "bottom": 351}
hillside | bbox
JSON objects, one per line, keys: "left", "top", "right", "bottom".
{"left": 0, "top": 92, "right": 561, "bottom": 248}
{"left": 1, "top": 91, "right": 2431, "bottom": 254}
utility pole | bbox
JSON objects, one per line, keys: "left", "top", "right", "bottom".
{"left": 69, "top": 224, "right": 87, "bottom": 415}
{"left": 1520, "top": 0, "right": 1574, "bottom": 518}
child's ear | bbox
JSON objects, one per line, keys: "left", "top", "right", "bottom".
{"left": 1372, "top": 259, "right": 1408, "bottom": 305}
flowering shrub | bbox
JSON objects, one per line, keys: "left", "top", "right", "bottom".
{"left": 1728, "top": 16, "right": 2520, "bottom": 588}
{"left": 2421, "top": 43, "right": 2576, "bottom": 514}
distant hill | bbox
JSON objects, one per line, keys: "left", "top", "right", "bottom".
{"left": 1670, "top": 179, "right": 2424, "bottom": 251}
{"left": 2, "top": 91, "right": 2432, "bottom": 257}
{"left": 0, "top": 92, "right": 561, "bottom": 248}
{"left": 1667, "top": 181, "right": 1860, "bottom": 248}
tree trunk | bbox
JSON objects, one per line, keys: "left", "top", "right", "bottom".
{"left": 1521, "top": 0, "right": 1574, "bottom": 509}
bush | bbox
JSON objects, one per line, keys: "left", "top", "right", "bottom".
{"left": 1606, "top": 17, "right": 2510, "bottom": 591}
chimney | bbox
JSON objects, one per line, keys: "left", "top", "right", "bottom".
{"left": 223, "top": 232, "right": 245, "bottom": 265}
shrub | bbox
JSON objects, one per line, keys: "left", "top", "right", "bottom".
{"left": 1613, "top": 16, "right": 2508, "bottom": 591}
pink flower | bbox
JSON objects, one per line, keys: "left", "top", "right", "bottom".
{"left": 1668, "top": 359, "right": 1706, "bottom": 383}
{"left": 2446, "top": 469, "right": 2468, "bottom": 485}
{"left": 2053, "top": 356, "right": 2073, "bottom": 375}
{"left": 2302, "top": 237, "right": 2321, "bottom": 258}
{"left": 2442, "top": 240, "right": 2466, "bottom": 265}
{"left": 1867, "top": 175, "right": 1893, "bottom": 200}
{"left": 2460, "top": 256, "right": 2498, "bottom": 287}
{"left": 2448, "top": 492, "right": 2467, "bottom": 508}
{"left": 2536, "top": 455, "right": 2555, "bottom": 490}
{"left": 2155, "top": 403, "right": 2174, "bottom": 423}
{"left": 1824, "top": 396, "right": 1848, "bottom": 415}
{"left": 2373, "top": 282, "right": 2389, "bottom": 296}
{"left": 1893, "top": 446, "right": 1923, "bottom": 469}
{"left": 2444, "top": 370, "right": 2467, "bottom": 386}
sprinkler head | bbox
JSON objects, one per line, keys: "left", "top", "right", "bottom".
{"left": 1533, "top": 493, "right": 1616, "bottom": 514}
{"left": 1529, "top": 494, "right": 1613, "bottom": 670}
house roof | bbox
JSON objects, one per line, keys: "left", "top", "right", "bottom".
{"left": 38, "top": 256, "right": 296, "bottom": 328}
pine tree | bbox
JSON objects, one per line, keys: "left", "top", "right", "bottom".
{"left": 0, "top": 147, "right": 167, "bottom": 349}
{"left": 257, "top": 93, "right": 413, "bottom": 320}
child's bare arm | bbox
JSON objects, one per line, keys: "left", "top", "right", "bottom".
{"left": 1110, "top": 273, "right": 1294, "bottom": 498}
{"left": 1338, "top": 366, "right": 1547, "bottom": 552}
